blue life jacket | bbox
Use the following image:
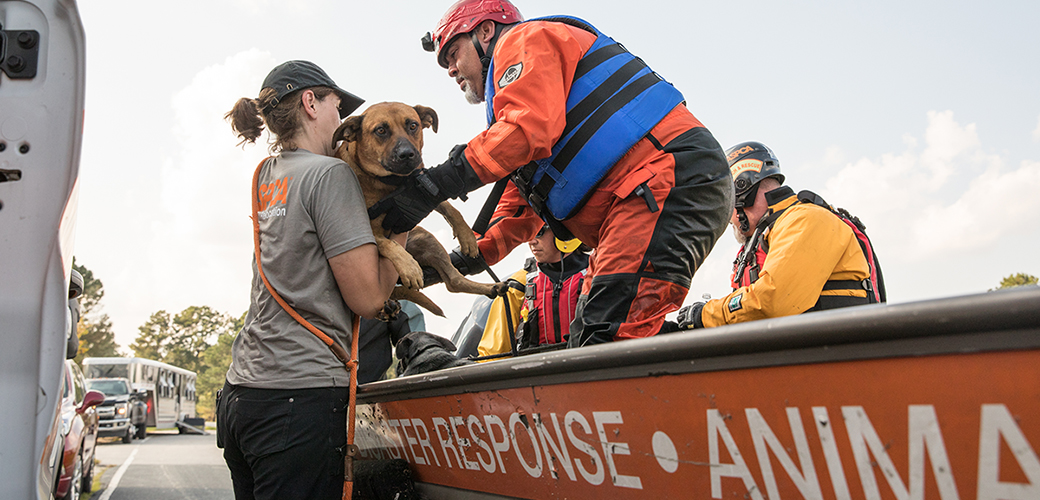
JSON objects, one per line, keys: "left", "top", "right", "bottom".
{"left": 484, "top": 16, "right": 685, "bottom": 220}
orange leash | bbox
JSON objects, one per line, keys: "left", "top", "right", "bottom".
{"left": 344, "top": 319, "right": 359, "bottom": 500}
{"left": 250, "top": 158, "right": 361, "bottom": 499}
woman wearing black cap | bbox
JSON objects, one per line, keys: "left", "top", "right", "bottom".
{"left": 219, "top": 60, "right": 403, "bottom": 500}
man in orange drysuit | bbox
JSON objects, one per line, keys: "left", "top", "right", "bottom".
{"left": 369, "top": 0, "right": 733, "bottom": 346}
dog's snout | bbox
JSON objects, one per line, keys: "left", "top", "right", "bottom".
{"left": 385, "top": 138, "right": 422, "bottom": 174}
{"left": 395, "top": 145, "right": 416, "bottom": 162}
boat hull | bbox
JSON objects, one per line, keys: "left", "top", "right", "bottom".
{"left": 355, "top": 288, "right": 1040, "bottom": 499}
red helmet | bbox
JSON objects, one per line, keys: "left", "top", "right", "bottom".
{"left": 422, "top": 0, "right": 523, "bottom": 68}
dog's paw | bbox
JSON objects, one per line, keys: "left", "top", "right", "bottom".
{"left": 457, "top": 229, "right": 480, "bottom": 258}
{"left": 487, "top": 281, "right": 509, "bottom": 298}
{"left": 376, "top": 299, "right": 402, "bottom": 322}
{"left": 398, "top": 258, "right": 425, "bottom": 290}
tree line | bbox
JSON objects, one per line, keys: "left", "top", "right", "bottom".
{"left": 73, "top": 260, "right": 243, "bottom": 420}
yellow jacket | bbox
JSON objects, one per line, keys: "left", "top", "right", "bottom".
{"left": 701, "top": 190, "right": 871, "bottom": 327}
{"left": 477, "top": 269, "right": 527, "bottom": 358}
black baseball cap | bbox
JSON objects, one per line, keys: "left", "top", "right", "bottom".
{"left": 261, "top": 60, "right": 364, "bottom": 119}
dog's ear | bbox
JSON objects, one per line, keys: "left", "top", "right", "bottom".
{"left": 431, "top": 334, "right": 457, "bottom": 352}
{"left": 413, "top": 105, "right": 438, "bottom": 134}
{"left": 395, "top": 333, "right": 415, "bottom": 373}
{"left": 333, "top": 115, "right": 364, "bottom": 144}
{"left": 395, "top": 332, "right": 416, "bottom": 361}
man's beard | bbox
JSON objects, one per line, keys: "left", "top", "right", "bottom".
{"left": 462, "top": 77, "right": 484, "bottom": 104}
{"left": 732, "top": 224, "right": 748, "bottom": 245}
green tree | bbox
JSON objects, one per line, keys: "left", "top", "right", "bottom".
{"left": 73, "top": 260, "right": 104, "bottom": 316}
{"left": 195, "top": 311, "right": 246, "bottom": 420}
{"left": 75, "top": 315, "right": 119, "bottom": 363}
{"left": 130, "top": 310, "right": 174, "bottom": 361}
{"left": 165, "top": 306, "right": 237, "bottom": 374}
{"left": 72, "top": 260, "right": 120, "bottom": 364}
{"left": 130, "top": 306, "right": 238, "bottom": 374}
{"left": 993, "top": 273, "right": 1039, "bottom": 290}
{"left": 131, "top": 307, "right": 242, "bottom": 420}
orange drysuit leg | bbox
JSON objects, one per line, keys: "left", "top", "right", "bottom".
{"left": 568, "top": 127, "right": 732, "bottom": 346}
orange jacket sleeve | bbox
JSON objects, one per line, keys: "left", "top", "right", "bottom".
{"left": 463, "top": 21, "right": 597, "bottom": 183}
{"left": 475, "top": 182, "right": 543, "bottom": 265}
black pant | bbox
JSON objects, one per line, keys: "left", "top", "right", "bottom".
{"left": 568, "top": 126, "right": 733, "bottom": 346}
{"left": 217, "top": 382, "right": 348, "bottom": 500}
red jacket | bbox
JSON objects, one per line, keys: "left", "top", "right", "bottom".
{"left": 522, "top": 253, "right": 589, "bottom": 345}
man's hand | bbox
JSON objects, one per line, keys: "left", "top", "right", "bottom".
{"left": 368, "top": 144, "right": 483, "bottom": 234}
{"left": 419, "top": 245, "right": 487, "bottom": 286}
{"left": 368, "top": 170, "right": 447, "bottom": 234}
{"left": 676, "top": 302, "right": 705, "bottom": 330}
{"left": 449, "top": 247, "right": 487, "bottom": 276}
{"left": 418, "top": 246, "right": 487, "bottom": 287}
{"left": 421, "top": 266, "right": 443, "bottom": 287}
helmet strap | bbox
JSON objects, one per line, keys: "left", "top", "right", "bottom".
{"left": 472, "top": 23, "right": 508, "bottom": 89}
{"left": 736, "top": 207, "right": 750, "bottom": 233}
{"left": 733, "top": 182, "right": 762, "bottom": 233}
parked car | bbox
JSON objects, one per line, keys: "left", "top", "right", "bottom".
{"left": 54, "top": 360, "right": 104, "bottom": 500}
{"left": 86, "top": 377, "right": 148, "bottom": 442}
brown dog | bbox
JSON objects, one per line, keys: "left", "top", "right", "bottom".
{"left": 333, "top": 102, "right": 498, "bottom": 316}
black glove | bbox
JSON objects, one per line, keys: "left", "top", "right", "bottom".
{"left": 449, "top": 247, "right": 487, "bottom": 276}
{"left": 419, "top": 247, "right": 487, "bottom": 286}
{"left": 421, "top": 266, "right": 443, "bottom": 287}
{"left": 516, "top": 309, "right": 539, "bottom": 351}
{"left": 676, "top": 302, "right": 706, "bottom": 330}
{"left": 368, "top": 144, "right": 483, "bottom": 234}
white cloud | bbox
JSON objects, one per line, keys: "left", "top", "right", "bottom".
{"left": 919, "top": 110, "right": 980, "bottom": 188}
{"left": 164, "top": 48, "right": 275, "bottom": 234}
{"left": 822, "top": 145, "right": 846, "bottom": 165}
{"left": 813, "top": 111, "right": 1040, "bottom": 304}
{"left": 99, "top": 50, "right": 279, "bottom": 340}
{"left": 691, "top": 111, "right": 1036, "bottom": 308}
{"left": 152, "top": 50, "right": 278, "bottom": 313}
{"left": 912, "top": 159, "right": 1040, "bottom": 253}
{"left": 820, "top": 110, "right": 1040, "bottom": 259}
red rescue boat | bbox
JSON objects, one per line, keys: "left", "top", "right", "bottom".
{"left": 355, "top": 287, "right": 1040, "bottom": 499}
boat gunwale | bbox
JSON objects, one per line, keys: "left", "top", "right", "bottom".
{"left": 358, "top": 287, "right": 1040, "bottom": 403}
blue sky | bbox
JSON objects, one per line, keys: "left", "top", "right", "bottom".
{"left": 72, "top": 0, "right": 1040, "bottom": 348}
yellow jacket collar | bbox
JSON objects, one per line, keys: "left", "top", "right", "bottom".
{"left": 765, "top": 186, "right": 797, "bottom": 213}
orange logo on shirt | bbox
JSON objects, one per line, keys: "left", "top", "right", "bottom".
{"left": 259, "top": 176, "right": 291, "bottom": 210}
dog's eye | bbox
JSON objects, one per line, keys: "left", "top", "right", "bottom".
{"left": 374, "top": 126, "right": 388, "bottom": 137}
{"left": 408, "top": 121, "right": 419, "bottom": 132}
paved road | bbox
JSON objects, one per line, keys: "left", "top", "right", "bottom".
{"left": 91, "top": 431, "right": 233, "bottom": 500}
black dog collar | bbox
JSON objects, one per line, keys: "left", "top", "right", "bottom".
{"left": 375, "top": 171, "right": 416, "bottom": 187}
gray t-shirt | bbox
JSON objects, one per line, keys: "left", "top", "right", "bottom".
{"left": 226, "top": 149, "right": 375, "bottom": 389}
